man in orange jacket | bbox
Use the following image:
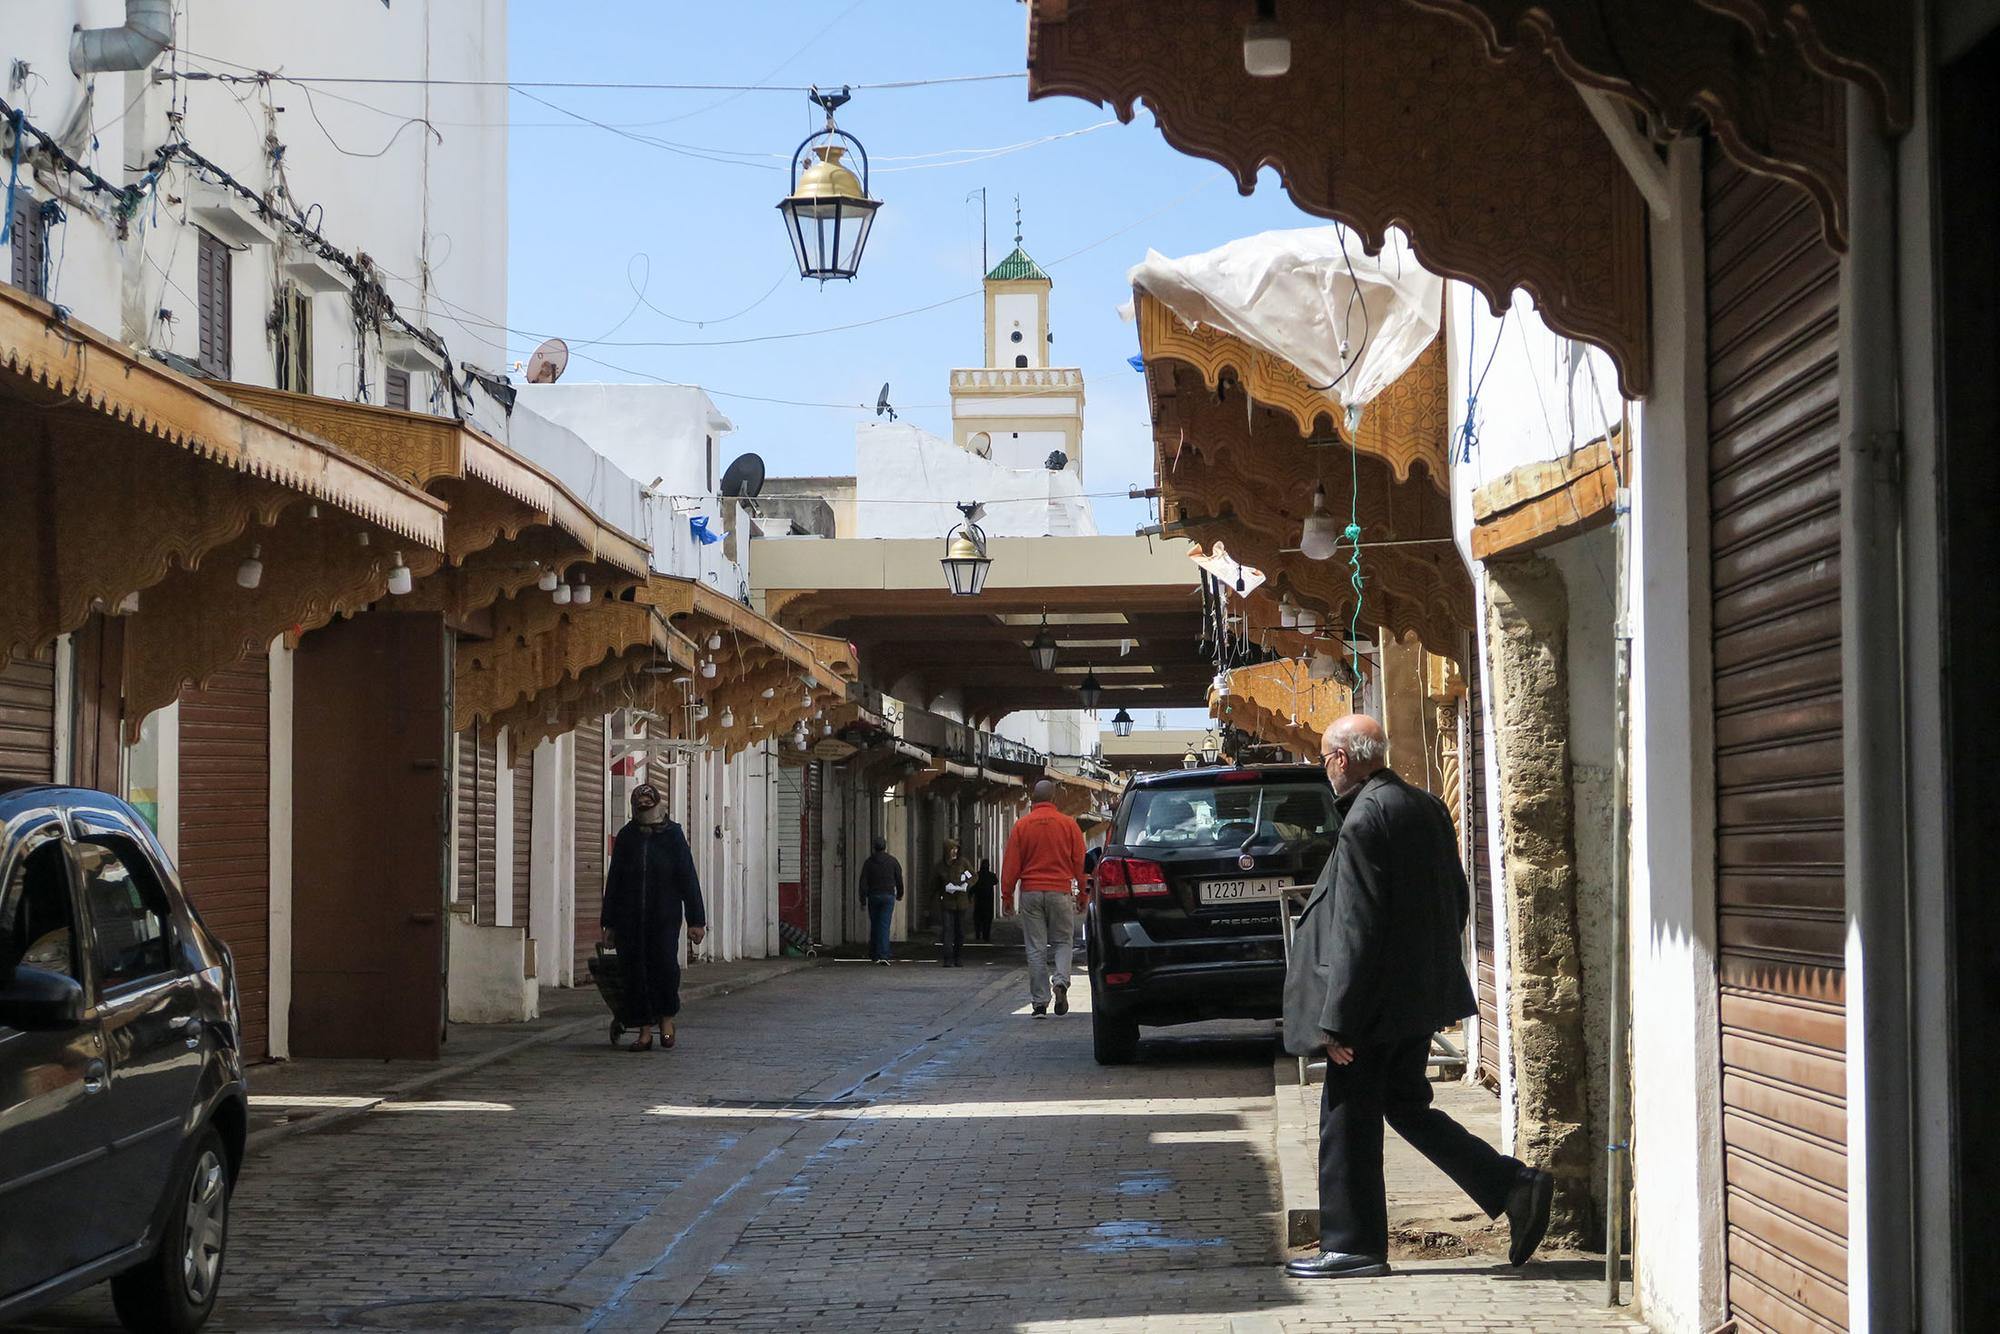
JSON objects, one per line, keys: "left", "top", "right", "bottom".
{"left": 1000, "top": 779, "right": 1088, "bottom": 1016}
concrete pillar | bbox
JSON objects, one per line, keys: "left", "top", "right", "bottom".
{"left": 1483, "top": 553, "right": 1596, "bottom": 1243}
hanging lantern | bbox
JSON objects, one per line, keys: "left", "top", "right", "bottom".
{"left": 1078, "top": 670, "right": 1104, "bottom": 712}
{"left": 941, "top": 501, "right": 993, "bottom": 596}
{"left": 1028, "top": 612, "right": 1058, "bottom": 672}
{"left": 1200, "top": 730, "right": 1223, "bottom": 765}
{"left": 1182, "top": 751, "right": 1200, "bottom": 770}
{"left": 1111, "top": 708, "right": 1134, "bottom": 738}
{"left": 777, "top": 86, "right": 881, "bottom": 283}
{"left": 1299, "top": 482, "right": 1342, "bottom": 560}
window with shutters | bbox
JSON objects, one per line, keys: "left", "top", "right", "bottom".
{"left": 384, "top": 368, "right": 411, "bottom": 410}
{"left": 274, "top": 285, "right": 312, "bottom": 393}
{"left": 7, "top": 194, "right": 48, "bottom": 297}
{"left": 195, "top": 229, "right": 232, "bottom": 379}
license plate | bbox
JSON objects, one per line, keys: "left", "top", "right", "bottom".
{"left": 1198, "top": 878, "right": 1286, "bottom": 903}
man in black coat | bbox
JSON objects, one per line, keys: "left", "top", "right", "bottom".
{"left": 1281, "top": 714, "right": 1554, "bottom": 1279}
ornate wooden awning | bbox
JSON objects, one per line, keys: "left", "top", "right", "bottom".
{"left": 0, "top": 285, "right": 451, "bottom": 732}
{"left": 1142, "top": 313, "right": 1472, "bottom": 657}
{"left": 1213, "top": 658, "right": 1355, "bottom": 760}
{"left": 1031, "top": 1, "right": 1909, "bottom": 397}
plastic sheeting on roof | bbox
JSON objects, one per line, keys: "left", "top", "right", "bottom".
{"left": 1127, "top": 227, "right": 1442, "bottom": 413}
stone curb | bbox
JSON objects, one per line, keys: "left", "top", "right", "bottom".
{"left": 244, "top": 957, "right": 820, "bottom": 1156}
{"left": 1271, "top": 1050, "right": 1322, "bottom": 1248}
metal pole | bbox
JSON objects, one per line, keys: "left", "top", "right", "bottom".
{"left": 1605, "top": 454, "right": 1633, "bottom": 1305}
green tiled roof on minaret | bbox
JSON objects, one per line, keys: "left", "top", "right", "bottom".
{"left": 986, "top": 245, "right": 1050, "bottom": 283}
{"left": 986, "top": 196, "right": 1050, "bottom": 283}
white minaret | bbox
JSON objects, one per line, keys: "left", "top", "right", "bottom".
{"left": 950, "top": 202, "right": 1085, "bottom": 473}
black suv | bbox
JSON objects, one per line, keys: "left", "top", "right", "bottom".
{"left": 0, "top": 785, "right": 248, "bottom": 1334}
{"left": 1086, "top": 764, "right": 1338, "bottom": 1063}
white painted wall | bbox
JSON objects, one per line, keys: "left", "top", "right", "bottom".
{"left": 530, "top": 734, "right": 575, "bottom": 988}
{"left": 851, "top": 421, "right": 1096, "bottom": 538}
{"left": 993, "top": 291, "right": 1046, "bottom": 367}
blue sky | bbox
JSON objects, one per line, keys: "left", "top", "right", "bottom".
{"left": 504, "top": 1, "right": 1314, "bottom": 536}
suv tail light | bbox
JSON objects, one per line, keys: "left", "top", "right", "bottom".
{"left": 1096, "top": 856, "right": 1170, "bottom": 898}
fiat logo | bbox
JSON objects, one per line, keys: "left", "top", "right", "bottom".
{"left": 1237, "top": 853, "right": 1256, "bottom": 870}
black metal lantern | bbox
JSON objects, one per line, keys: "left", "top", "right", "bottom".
{"left": 1028, "top": 612, "right": 1058, "bottom": 672}
{"left": 1078, "top": 671, "right": 1104, "bottom": 712}
{"left": 1199, "top": 729, "right": 1223, "bottom": 765}
{"left": 1111, "top": 708, "right": 1134, "bottom": 738}
{"left": 941, "top": 501, "right": 992, "bottom": 596}
{"left": 777, "top": 86, "right": 881, "bottom": 283}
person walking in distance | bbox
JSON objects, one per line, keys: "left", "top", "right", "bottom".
{"left": 1281, "top": 715, "right": 1554, "bottom": 1279}
{"left": 599, "top": 783, "right": 706, "bottom": 1052}
{"left": 970, "top": 857, "right": 998, "bottom": 944}
{"left": 934, "top": 838, "right": 975, "bottom": 967}
{"left": 858, "top": 836, "right": 904, "bottom": 966}
{"left": 999, "top": 780, "right": 1086, "bottom": 1016}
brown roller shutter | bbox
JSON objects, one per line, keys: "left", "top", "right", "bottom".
{"left": 455, "top": 729, "right": 477, "bottom": 911}
{"left": 179, "top": 659, "right": 271, "bottom": 1061}
{"left": 572, "top": 717, "right": 606, "bottom": 977}
{"left": 1466, "top": 654, "right": 1500, "bottom": 1089}
{"left": 0, "top": 652, "right": 56, "bottom": 783}
{"left": 474, "top": 726, "right": 497, "bottom": 923}
{"left": 803, "top": 761, "right": 822, "bottom": 946}
{"left": 511, "top": 743, "right": 532, "bottom": 928}
{"left": 1705, "top": 147, "right": 1848, "bottom": 1333}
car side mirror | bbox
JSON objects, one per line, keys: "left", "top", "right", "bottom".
{"left": 0, "top": 966, "right": 87, "bottom": 1031}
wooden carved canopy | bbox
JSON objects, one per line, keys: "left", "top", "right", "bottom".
{"left": 1031, "top": 0, "right": 1653, "bottom": 396}
{"left": 1213, "top": 658, "right": 1355, "bottom": 759}
{"left": 0, "top": 286, "right": 454, "bottom": 733}
{"left": 1152, "top": 360, "right": 1472, "bottom": 655}
{"left": 1137, "top": 293, "right": 1452, "bottom": 487}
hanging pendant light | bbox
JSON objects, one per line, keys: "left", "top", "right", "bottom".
{"left": 387, "top": 552, "right": 413, "bottom": 597}
{"left": 1278, "top": 592, "right": 1299, "bottom": 629}
{"left": 1297, "top": 606, "right": 1320, "bottom": 635}
{"left": 572, "top": 574, "right": 592, "bottom": 605}
{"left": 1299, "top": 483, "right": 1343, "bottom": 560}
{"left": 1200, "top": 730, "right": 1223, "bottom": 765}
{"left": 1243, "top": 0, "right": 1292, "bottom": 77}
{"left": 1111, "top": 708, "right": 1134, "bottom": 739}
{"left": 701, "top": 657, "right": 718, "bottom": 679}
{"left": 1028, "top": 610, "right": 1058, "bottom": 672}
{"left": 537, "top": 565, "right": 559, "bottom": 592}
{"left": 777, "top": 86, "right": 882, "bottom": 283}
{"left": 236, "top": 544, "right": 264, "bottom": 590}
{"left": 941, "top": 501, "right": 993, "bottom": 596}
{"left": 719, "top": 706, "right": 735, "bottom": 730}
{"left": 1182, "top": 751, "right": 1200, "bottom": 770}
{"left": 1078, "top": 670, "right": 1103, "bottom": 712}
{"left": 552, "top": 581, "right": 572, "bottom": 606}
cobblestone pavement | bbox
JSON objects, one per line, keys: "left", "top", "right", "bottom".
{"left": 12, "top": 958, "right": 1647, "bottom": 1333}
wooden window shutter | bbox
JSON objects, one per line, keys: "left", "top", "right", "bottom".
{"left": 9, "top": 195, "right": 46, "bottom": 297}
{"left": 385, "top": 368, "right": 411, "bottom": 410}
{"left": 196, "top": 229, "right": 232, "bottom": 379}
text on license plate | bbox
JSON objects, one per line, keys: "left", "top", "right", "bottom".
{"left": 1199, "top": 878, "right": 1286, "bottom": 903}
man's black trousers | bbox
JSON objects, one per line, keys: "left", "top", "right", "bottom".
{"left": 1317, "top": 1034, "right": 1522, "bottom": 1256}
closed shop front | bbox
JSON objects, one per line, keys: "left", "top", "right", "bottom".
{"left": 1466, "top": 653, "right": 1500, "bottom": 1089}
{"left": 511, "top": 745, "right": 532, "bottom": 929}
{"left": 178, "top": 659, "right": 272, "bottom": 1060}
{"left": 0, "top": 652, "right": 56, "bottom": 784}
{"left": 1705, "top": 148, "right": 1848, "bottom": 1332}
{"left": 572, "top": 717, "right": 607, "bottom": 978}
{"left": 775, "top": 762, "right": 806, "bottom": 939}
{"left": 454, "top": 723, "right": 499, "bottom": 923}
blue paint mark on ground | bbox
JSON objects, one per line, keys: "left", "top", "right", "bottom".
{"left": 1114, "top": 1172, "right": 1172, "bottom": 1197}
{"left": 1081, "top": 1220, "right": 1225, "bottom": 1254}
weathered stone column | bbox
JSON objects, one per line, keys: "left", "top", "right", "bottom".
{"left": 1483, "top": 554, "right": 1595, "bottom": 1243}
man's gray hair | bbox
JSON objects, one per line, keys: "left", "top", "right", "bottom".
{"left": 1339, "top": 729, "right": 1389, "bottom": 766}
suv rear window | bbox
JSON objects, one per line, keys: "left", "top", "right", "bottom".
{"left": 1120, "top": 781, "right": 1337, "bottom": 851}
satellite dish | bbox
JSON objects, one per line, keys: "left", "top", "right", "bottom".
{"left": 875, "top": 382, "right": 897, "bottom": 421}
{"left": 968, "top": 430, "right": 992, "bottom": 459}
{"left": 525, "top": 338, "right": 568, "bottom": 384}
{"left": 720, "top": 452, "right": 766, "bottom": 499}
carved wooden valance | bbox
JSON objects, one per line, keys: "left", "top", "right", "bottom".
{"left": 1030, "top": 0, "right": 1652, "bottom": 396}
{"left": 1696, "top": 1, "right": 1908, "bottom": 133}
{"left": 455, "top": 592, "right": 679, "bottom": 732}
{"left": 1138, "top": 293, "right": 1451, "bottom": 488}
{"left": 1213, "top": 658, "right": 1355, "bottom": 758}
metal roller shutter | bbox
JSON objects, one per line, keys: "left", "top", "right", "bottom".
{"left": 1466, "top": 655, "right": 1500, "bottom": 1089}
{"left": 473, "top": 726, "right": 498, "bottom": 924}
{"left": 803, "top": 761, "right": 822, "bottom": 947}
{"left": 511, "top": 745, "right": 532, "bottom": 929}
{"left": 455, "top": 730, "right": 477, "bottom": 910}
{"left": 178, "top": 659, "right": 272, "bottom": 1061}
{"left": 1705, "top": 147, "right": 1848, "bottom": 1333}
{"left": 0, "top": 653, "right": 56, "bottom": 783}
{"left": 572, "top": 717, "right": 606, "bottom": 978}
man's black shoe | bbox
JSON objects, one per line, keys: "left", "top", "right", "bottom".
{"left": 1284, "top": 1251, "right": 1390, "bottom": 1280}
{"left": 1505, "top": 1167, "right": 1555, "bottom": 1267}
{"left": 1031, "top": 1002, "right": 1047, "bottom": 1016}
{"left": 1053, "top": 984, "right": 1070, "bottom": 1015}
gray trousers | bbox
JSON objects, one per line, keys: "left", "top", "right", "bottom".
{"left": 1018, "top": 891, "right": 1075, "bottom": 1006}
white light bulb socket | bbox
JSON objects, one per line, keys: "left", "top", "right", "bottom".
{"left": 552, "top": 583, "right": 572, "bottom": 605}
{"left": 1243, "top": 21, "right": 1291, "bottom": 77}
{"left": 236, "top": 544, "right": 264, "bottom": 590}
{"left": 537, "top": 567, "right": 560, "bottom": 592}
{"left": 387, "top": 553, "right": 413, "bottom": 597}
{"left": 572, "top": 580, "right": 592, "bottom": 605}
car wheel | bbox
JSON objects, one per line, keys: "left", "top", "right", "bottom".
{"left": 111, "top": 1124, "right": 229, "bottom": 1334}
{"left": 1091, "top": 997, "right": 1140, "bottom": 1065}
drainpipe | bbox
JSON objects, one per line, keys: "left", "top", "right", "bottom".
{"left": 1604, "top": 426, "right": 1632, "bottom": 1307}
{"left": 69, "top": 0, "right": 174, "bottom": 76}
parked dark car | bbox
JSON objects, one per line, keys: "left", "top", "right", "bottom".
{"left": 0, "top": 784, "right": 247, "bottom": 1334}
{"left": 1086, "top": 764, "right": 1338, "bottom": 1063}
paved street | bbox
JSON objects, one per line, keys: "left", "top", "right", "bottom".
{"left": 14, "top": 961, "right": 1644, "bottom": 1333}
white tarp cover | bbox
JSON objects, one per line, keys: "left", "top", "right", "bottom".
{"left": 1128, "top": 227, "right": 1442, "bottom": 412}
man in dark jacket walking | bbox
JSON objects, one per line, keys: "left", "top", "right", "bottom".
{"left": 1281, "top": 714, "right": 1554, "bottom": 1280}
{"left": 858, "top": 837, "right": 904, "bottom": 965}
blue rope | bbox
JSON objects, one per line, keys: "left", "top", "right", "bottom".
{"left": 0, "top": 110, "right": 24, "bottom": 250}
{"left": 1456, "top": 289, "right": 1506, "bottom": 465}
{"left": 1345, "top": 437, "right": 1365, "bottom": 677}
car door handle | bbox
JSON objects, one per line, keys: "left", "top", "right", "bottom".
{"left": 84, "top": 1060, "right": 108, "bottom": 1094}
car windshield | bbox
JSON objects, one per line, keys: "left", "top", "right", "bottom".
{"left": 1122, "top": 781, "right": 1337, "bottom": 851}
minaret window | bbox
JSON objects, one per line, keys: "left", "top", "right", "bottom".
{"left": 1015, "top": 355, "right": 1028, "bottom": 368}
